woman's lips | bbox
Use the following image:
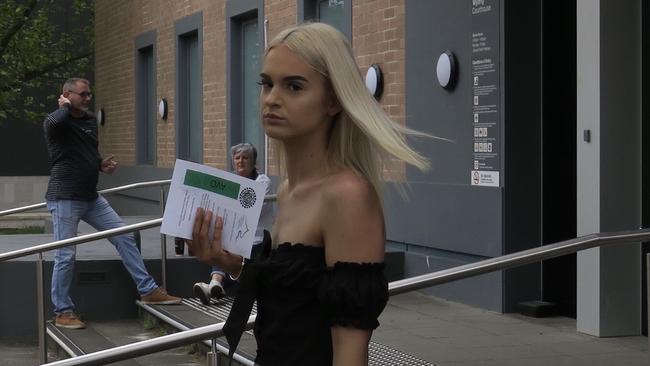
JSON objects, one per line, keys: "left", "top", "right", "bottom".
{"left": 263, "top": 113, "right": 285, "bottom": 124}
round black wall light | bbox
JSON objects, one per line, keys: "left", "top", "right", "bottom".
{"left": 436, "top": 50, "right": 457, "bottom": 89}
{"left": 158, "top": 98, "right": 168, "bottom": 120}
{"left": 365, "top": 64, "right": 384, "bottom": 100}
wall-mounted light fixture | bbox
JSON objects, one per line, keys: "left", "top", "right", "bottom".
{"left": 436, "top": 50, "right": 457, "bottom": 90}
{"left": 364, "top": 64, "right": 384, "bottom": 101}
{"left": 97, "top": 108, "right": 106, "bottom": 126}
{"left": 158, "top": 98, "right": 168, "bottom": 120}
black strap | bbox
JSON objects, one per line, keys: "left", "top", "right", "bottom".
{"left": 223, "top": 263, "right": 258, "bottom": 364}
{"left": 223, "top": 230, "right": 272, "bottom": 365}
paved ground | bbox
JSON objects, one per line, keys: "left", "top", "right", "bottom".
{"left": 1, "top": 216, "right": 648, "bottom": 365}
{"left": 377, "top": 292, "right": 648, "bottom": 366}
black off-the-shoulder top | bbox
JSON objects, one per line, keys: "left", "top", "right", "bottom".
{"left": 223, "top": 232, "right": 389, "bottom": 366}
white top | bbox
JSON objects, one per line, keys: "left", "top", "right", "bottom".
{"left": 255, "top": 173, "right": 276, "bottom": 244}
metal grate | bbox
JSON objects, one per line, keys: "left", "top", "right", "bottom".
{"left": 369, "top": 342, "right": 435, "bottom": 366}
{"left": 182, "top": 297, "right": 256, "bottom": 335}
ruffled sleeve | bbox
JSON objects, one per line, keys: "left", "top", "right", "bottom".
{"left": 318, "top": 262, "right": 389, "bottom": 330}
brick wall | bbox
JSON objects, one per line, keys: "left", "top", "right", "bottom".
{"left": 265, "top": 0, "right": 297, "bottom": 40}
{"left": 95, "top": 0, "right": 407, "bottom": 178}
{"left": 95, "top": 0, "right": 137, "bottom": 165}
{"left": 95, "top": 0, "right": 228, "bottom": 170}
{"left": 353, "top": 0, "right": 407, "bottom": 181}
{"left": 263, "top": 0, "right": 297, "bottom": 176}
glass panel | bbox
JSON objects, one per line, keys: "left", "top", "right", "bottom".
{"left": 187, "top": 34, "right": 202, "bottom": 163}
{"left": 137, "top": 46, "right": 156, "bottom": 165}
{"left": 177, "top": 37, "right": 190, "bottom": 160}
{"left": 242, "top": 19, "right": 263, "bottom": 166}
{"left": 145, "top": 49, "right": 156, "bottom": 164}
{"left": 318, "top": 0, "right": 345, "bottom": 33}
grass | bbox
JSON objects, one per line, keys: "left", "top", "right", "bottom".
{"left": 0, "top": 226, "right": 45, "bottom": 235}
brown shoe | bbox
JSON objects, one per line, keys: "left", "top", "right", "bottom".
{"left": 140, "top": 287, "right": 182, "bottom": 305}
{"left": 54, "top": 312, "right": 86, "bottom": 329}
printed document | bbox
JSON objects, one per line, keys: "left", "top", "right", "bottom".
{"left": 161, "top": 159, "right": 265, "bottom": 258}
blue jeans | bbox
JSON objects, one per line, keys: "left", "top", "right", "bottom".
{"left": 47, "top": 196, "right": 158, "bottom": 314}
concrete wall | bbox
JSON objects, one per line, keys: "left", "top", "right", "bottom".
{"left": 0, "top": 177, "right": 49, "bottom": 211}
{"left": 576, "top": 0, "right": 643, "bottom": 337}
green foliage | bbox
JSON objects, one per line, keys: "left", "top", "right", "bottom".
{"left": 0, "top": 0, "right": 94, "bottom": 124}
{"left": 0, "top": 226, "right": 45, "bottom": 235}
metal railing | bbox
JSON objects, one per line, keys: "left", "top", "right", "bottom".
{"left": 0, "top": 180, "right": 172, "bottom": 217}
{"left": 0, "top": 219, "right": 163, "bottom": 262}
{"left": 35, "top": 227, "right": 650, "bottom": 366}
{"left": 389, "top": 228, "right": 650, "bottom": 295}
{"left": 1, "top": 179, "right": 172, "bottom": 364}
{"left": 0, "top": 179, "right": 276, "bottom": 364}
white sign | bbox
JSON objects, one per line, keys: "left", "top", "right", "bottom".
{"left": 161, "top": 159, "right": 265, "bottom": 258}
{"left": 471, "top": 170, "right": 499, "bottom": 187}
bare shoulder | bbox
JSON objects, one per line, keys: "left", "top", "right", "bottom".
{"left": 321, "top": 170, "right": 384, "bottom": 264}
{"left": 321, "top": 171, "right": 378, "bottom": 209}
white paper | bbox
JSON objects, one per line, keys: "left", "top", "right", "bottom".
{"left": 161, "top": 159, "right": 265, "bottom": 258}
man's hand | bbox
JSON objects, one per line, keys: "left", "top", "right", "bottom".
{"left": 101, "top": 155, "right": 118, "bottom": 174}
{"left": 58, "top": 95, "right": 71, "bottom": 108}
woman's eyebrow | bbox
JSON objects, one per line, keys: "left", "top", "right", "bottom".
{"left": 283, "top": 75, "right": 308, "bottom": 83}
{"left": 259, "top": 73, "right": 308, "bottom": 83}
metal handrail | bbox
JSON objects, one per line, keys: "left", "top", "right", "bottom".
{"left": 0, "top": 179, "right": 172, "bottom": 217}
{"left": 0, "top": 178, "right": 275, "bottom": 364}
{"left": 0, "top": 179, "right": 277, "bottom": 218}
{"left": 0, "top": 219, "right": 163, "bottom": 262}
{"left": 390, "top": 228, "right": 650, "bottom": 295}
{"left": 40, "top": 226, "right": 650, "bottom": 366}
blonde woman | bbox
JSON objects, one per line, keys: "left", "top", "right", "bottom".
{"left": 187, "top": 22, "right": 428, "bottom": 365}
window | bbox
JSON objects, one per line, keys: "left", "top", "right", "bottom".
{"left": 241, "top": 19, "right": 262, "bottom": 159}
{"left": 318, "top": 0, "right": 345, "bottom": 32}
{"left": 135, "top": 31, "right": 157, "bottom": 165}
{"left": 299, "top": 0, "right": 351, "bottom": 39}
{"left": 227, "top": 0, "right": 264, "bottom": 170}
{"left": 175, "top": 13, "right": 203, "bottom": 163}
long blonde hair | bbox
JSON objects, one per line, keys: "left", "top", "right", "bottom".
{"left": 266, "top": 23, "right": 429, "bottom": 196}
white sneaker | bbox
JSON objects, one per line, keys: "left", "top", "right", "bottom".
{"left": 193, "top": 282, "right": 212, "bottom": 305}
{"left": 209, "top": 280, "right": 225, "bottom": 299}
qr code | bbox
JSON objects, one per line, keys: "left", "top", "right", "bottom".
{"left": 239, "top": 187, "right": 256, "bottom": 208}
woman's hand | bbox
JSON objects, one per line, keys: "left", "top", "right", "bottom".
{"left": 187, "top": 208, "right": 225, "bottom": 266}
{"left": 187, "top": 208, "right": 244, "bottom": 275}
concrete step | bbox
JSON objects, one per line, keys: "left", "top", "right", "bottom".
{"left": 46, "top": 318, "right": 203, "bottom": 365}
{"left": 0, "top": 212, "right": 51, "bottom": 231}
{"left": 137, "top": 298, "right": 257, "bottom": 366}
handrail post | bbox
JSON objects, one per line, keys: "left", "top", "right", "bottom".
{"left": 647, "top": 253, "right": 649, "bottom": 364}
{"left": 207, "top": 338, "right": 219, "bottom": 365}
{"left": 37, "top": 252, "right": 47, "bottom": 364}
{"left": 160, "top": 186, "right": 167, "bottom": 289}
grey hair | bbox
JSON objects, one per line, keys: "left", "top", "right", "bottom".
{"left": 62, "top": 78, "right": 90, "bottom": 91}
{"left": 230, "top": 143, "right": 258, "bottom": 165}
